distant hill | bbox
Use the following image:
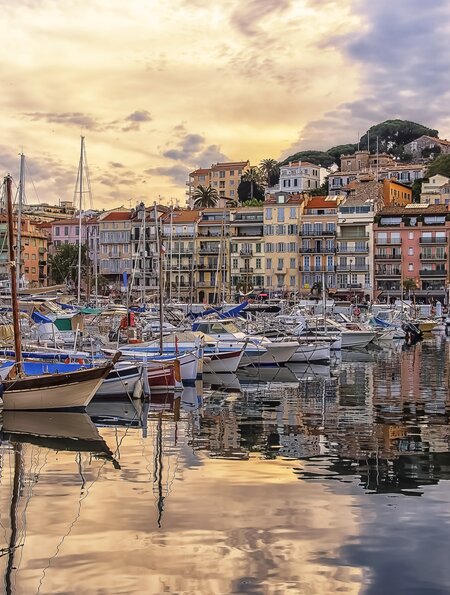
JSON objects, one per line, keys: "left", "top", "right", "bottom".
{"left": 282, "top": 119, "right": 439, "bottom": 167}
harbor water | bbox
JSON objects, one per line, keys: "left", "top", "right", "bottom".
{"left": 1, "top": 335, "right": 450, "bottom": 594}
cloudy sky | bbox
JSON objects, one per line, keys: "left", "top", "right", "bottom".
{"left": 2, "top": 0, "right": 450, "bottom": 209}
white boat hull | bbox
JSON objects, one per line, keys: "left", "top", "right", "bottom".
{"left": 341, "top": 332, "right": 375, "bottom": 349}
{"left": 289, "top": 343, "right": 331, "bottom": 363}
{"left": 204, "top": 350, "right": 244, "bottom": 373}
{"left": 95, "top": 364, "right": 142, "bottom": 397}
{"left": 2, "top": 375, "right": 105, "bottom": 411}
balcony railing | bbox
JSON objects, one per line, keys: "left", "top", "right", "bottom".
{"left": 336, "top": 264, "right": 369, "bottom": 272}
{"left": 375, "top": 269, "right": 401, "bottom": 277}
{"left": 300, "top": 230, "right": 336, "bottom": 236}
{"left": 301, "top": 248, "right": 335, "bottom": 254}
{"left": 300, "top": 266, "right": 336, "bottom": 273}
{"left": 240, "top": 267, "right": 254, "bottom": 274}
{"left": 240, "top": 250, "right": 253, "bottom": 257}
{"left": 419, "top": 269, "right": 447, "bottom": 277}
{"left": 199, "top": 247, "right": 220, "bottom": 254}
{"left": 375, "top": 239, "right": 401, "bottom": 245}
{"left": 420, "top": 253, "right": 447, "bottom": 260}
{"left": 374, "top": 254, "right": 401, "bottom": 260}
{"left": 419, "top": 237, "right": 447, "bottom": 244}
{"left": 336, "top": 247, "right": 368, "bottom": 253}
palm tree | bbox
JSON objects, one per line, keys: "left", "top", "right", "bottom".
{"left": 242, "top": 167, "right": 264, "bottom": 199}
{"left": 259, "top": 158, "right": 280, "bottom": 186}
{"left": 193, "top": 185, "right": 218, "bottom": 208}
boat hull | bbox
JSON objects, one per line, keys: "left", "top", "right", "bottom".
{"left": 204, "top": 349, "right": 243, "bottom": 373}
{"left": 289, "top": 343, "right": 331, "bottom": 363}
{"left": 2, "top": 365, "right": 111, "bottom": 411}
{"left": 95, "top": 364, "right": 142, "bottom": 398}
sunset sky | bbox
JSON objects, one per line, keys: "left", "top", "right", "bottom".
{"left": 2, "top": 0, "right": 450, "bottom": 209}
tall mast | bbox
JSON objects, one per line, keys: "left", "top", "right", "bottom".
{"left": 142, "top": 206, "right": 146, "bottom": 305}
{"left": 77, "top": 136, "right": 84, "bottom": 304}
{"left": 17, "top": 153, "right": 25, "bottom": 289}
{"left": 5, "top": 176, "right": 23, "bottom": 375}
{"left": 154, "top": 204, "right": 164, "bottom": 354}
{"left": 169, "top": 206, "right": 173, "bottom": 301}
{"left": 94, "top": 224, "right": 98, "bottom": 306}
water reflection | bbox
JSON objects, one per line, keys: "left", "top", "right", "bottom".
{"left": 1, "top": 336, "right": 450, "bottom": 593}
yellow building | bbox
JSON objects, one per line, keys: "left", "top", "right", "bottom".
{"left": 187, "top": 161, "right": 250, "bottom": 207}
{"left": 382, "top": 179, "right": 413, "bottom": 206}
{"left": 263, "top": 193, "right": 307, "bottom": 295}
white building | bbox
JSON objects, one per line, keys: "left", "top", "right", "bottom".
{"left": 279, "top": 161, "right": 320, "bottom": 193}
{"left": 420, "top": 174, "right": 450, "bottom": 205}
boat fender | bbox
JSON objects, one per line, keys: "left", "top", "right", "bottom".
{"left": 132, "top": 378, "right": 143, "bottom": 400}
{"left": 174, "top": 359, "right": 182, "bottom": 382}
{"left": 353, "top": 307, "right": 361, "bottom": 317}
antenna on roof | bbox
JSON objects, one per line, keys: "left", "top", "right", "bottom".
{"left": 357, "top": 130, "right": 360, "bottom": 151}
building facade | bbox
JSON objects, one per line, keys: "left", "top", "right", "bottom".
{"left": 230, "top": 206, "right": 264, "bottom": 296}
{"left": 299, "top": 197, "right": 339, "bottom": 292}
{"left": 98, "top": 211, "right": 133, "bottom": 287}
{"left": 264, "top": 193, "right": 306, "bottom": 295}
{"left": 373, "top": 204, "right": 450, "bottom": 301}
{"left": 421, "top": 175, "right": 450, "bottom": 205}
{"left": 278, "top": 161, "right": 320, "bottom": 193}
{"left": 187, "top": 161, "right": 250, "bottom": 207}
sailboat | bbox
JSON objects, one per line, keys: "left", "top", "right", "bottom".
{"left": 1, "top": 175, "right": 120, "bottom": 411}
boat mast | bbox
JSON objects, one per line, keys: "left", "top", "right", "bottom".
{"left": 5, "top": 176, "right": 23, "bottom": 375}
{"left": 154, "top": 204, "right": 164, "bottom": 354}
{"left": 77, "top": 136, "right": 84, "bottom": 304}
{"left": 16, "top": 153, "right": 25, "bottom": 290}
{"left": 142, "top": 206, "right": 146, "bottom": 305}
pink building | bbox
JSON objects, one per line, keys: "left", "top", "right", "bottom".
{"left": 51, "top": 217, "right": 99, "bottom": 262}
{"left": 373, "top": 204, "right": 450, "bottom": 301}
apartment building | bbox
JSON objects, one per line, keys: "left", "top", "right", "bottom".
{"left": 195, "top": 208, "right": 230, "bottom": 303}
{"left": 373, "top": 204, "right": 450, "bottom": 301}
{"left": 51, "top": 217, "right": 99, "bottom": 261}
{"left": 23, "top": 201, "right": 76, "bottom": 222}
{"left": 329, "top": 150, "right": 425, "bottom": 196}
{"left": 0, "top": 216, "right": 48, "bottom": 287}
{"left": 98, "top": 211, "right": 133, "bottom": 286}
{"left": 299, "top": 197, "right": 339, "bottom": 292}
{"left": 161, "top": 209, "right": 200, "bottom": 301}
{"left": 336, "top": 196, "right": 375, "bottom": 300}
{"left": 186, "top": 161, "right": 250, "bottom": 207}
{"left": 230, "top": 206, "right": 264, "bottom": 295}
{"left": 421, "top": 174, "right": 450, "bottom": 205}
{"left": 264, "top": 193, "right": 306, "bottom": 295}
{"left": 278, "top": 161, "right": 320, "bottom": 193}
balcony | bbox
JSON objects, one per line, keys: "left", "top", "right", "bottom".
{"left": 300, "top": 266, "right": 335, "bottom": 273}
{"left": 301, "top": 247, "right": 335, "bottom": 254}
{"left": 338, "top": 234, "right": 370, "bottom": 241}
{"left": 240, "top": 267, "right": 254, "bottom": 274}
{"left": 199, "top": 246, "right": 220, "bottom": 255}
{"left": 374, "top": 254, "right": 401, "bottom": 260}
{"left": 336, "top": 247, "right": 368, "bottom": 253}
{"left": 337, "top": 283, "right": 363, "bottom": 289}
{"left": 300, "top": 230, "right": 336, "bottom": 237}
{"left": 419, "top": 237, "right": 447, "bottom": 244}
{"left": 375, "top": 269, "right": 401, "bottom": 277}
{"left": 336, "top": 264, "right": 369, "bottom": 272}
{"left": 419, "top": 269, "right": 447, "bottom": 277}
{"left": 420, "top": 253, "right": 447, "bottom": 260}
{"left": 374, "top": 238, "right": 401, "bottom": 245}
{"left": 240, "top": 250, "right": 253, "bottom": 257}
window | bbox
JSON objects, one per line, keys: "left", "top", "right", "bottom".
{"left": 265, "top": 243, "right": 273, "bottom": 253}
{"left": 408, "top": 247, "right": 413, "bottom": 255}
{"left": 290, "top": 257, "right": 296, "bottom": 268}
{"left": 31, "top": 267, "right": 36, "bottom": 274}
{"left": 213, "top": 181, "right": 218, "bottom": 187}
{"left": 230, "top": 180, "right": 234, "bottom": 186}
{"left": 290, "top": 207, "right": 296, "bottom": 219}
{"left": 31, "top": 254, "right": 36, "bottom": 260}
{"left": 277, "top": 242, "right": 285, "bottom": 252}
{"left": 64, "top": 227, "right": 69, "bottom": 235}
{"left": 219, "top": 171, "right": 225, "bottom": 178}
{"left": 266, "top": 258, "right": 272, "bottom": 269}
{"left": 230, "top": 170, "right": 234, "bottom": 176}
{"left": 265, "top": 208, "right": 272, "bottom": 220}
{"left": 232, "top": 258, "right": 238, "bottom": 268}
{"left": 277, "top": 208, "right": 285, "bottom": 222}
{"left": 229, "top": 190, "right": 235, "bottom": 197}
{"left": 277, "top": 258, "right": 284, "bottom": 270}
{"left": 55, "top": 227, "right": 60, "bottom": 236}
{"left": 255, "top": 244, "right": 261, "bottom": 253}
{"left": 290, "top": 275, "right": 296, "bottom": 287}
{"left": 255, "top": 258, "right": 261, "bottom": 269}
{"left": 289, "top": 242, "right": 297, "bottom": 252}
{"left": 408, "top": 264, "right": 413, "bottom": 272}
{"left": 287, "top": 224, "right": 298, "bottom": 235}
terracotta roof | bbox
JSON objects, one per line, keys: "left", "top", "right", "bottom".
{"left": 100, "top": 211, "right": 132, "bottom": 221}
{"left": 162, "top": 209, "right": 201, "bottom": 223}
{"left": 190, "top": 168, "right": 210, "bottom": 176}
{"left": 305, "top": 196, "right": 338, "bottom": 209}
{"left": 282, "top": 161, "right": 319, "bottom": 168}
{"left": 50, "top": 217, "right": 97, "bottom": 226}
{"left": 378, "top": 204, "right": 449, "bottom": 215}
{"left": 211, "top": 161, "right": 249, "bottom": 169}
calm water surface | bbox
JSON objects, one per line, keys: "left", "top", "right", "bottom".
{"left": 1, "top": 336, "right": 450, "bottom": 594}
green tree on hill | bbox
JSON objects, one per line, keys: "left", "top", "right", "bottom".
{"left": 426, "top": 155, "right": 450, "bottom": 178}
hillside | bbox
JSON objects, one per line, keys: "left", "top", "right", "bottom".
{"left": 282, "top": 119, "right": 439, "bottom": 167}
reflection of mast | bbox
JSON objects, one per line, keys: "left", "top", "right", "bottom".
{"left": 5, "top": 444, "right": 22, "bottom": 595}
{"left": 153, "top": 414, "right": 165, "bottom": 528}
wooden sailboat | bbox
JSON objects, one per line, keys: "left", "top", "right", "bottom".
{"left": 1, "top": 175, "right": 120, "bottom": 411}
